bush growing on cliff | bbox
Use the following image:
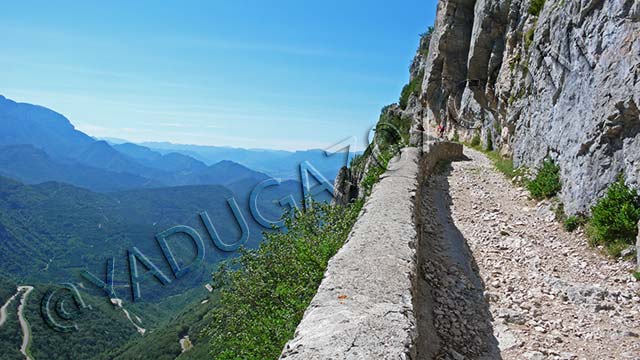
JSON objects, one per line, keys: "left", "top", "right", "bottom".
{"left": 486, "top": 132, "right": 494, "bottom": 151}
{"left": 361, "top": 148, "right": 395, "bottom": 196}
{"left": 419, "top": 26, "right": 434, "bottom": 57}
{"left": 204, "top": 201, "right": 363, "bottom": 359}
{"left": 587, "top": 177, "right": 640, "bottom": 255}
{"left": 399, "top": 70, "right": 424, "bottom": 109}
{"left": 376, "top": 108, "right": 412, "bottom": 148}
{"left": 470, "top": 132, "right": 481, "bottom": 147}
{"left": 524, "top": 27, "right": 535, "bottom": 50}
{"left": 528, "top": 0, "right": 546, "bottom": 16}
{"left": 527, "top": 158, "right": 561, "bottom": 199}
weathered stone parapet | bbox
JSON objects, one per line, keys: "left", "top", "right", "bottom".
{"left": 280, "top": 142, "right": 463, "bottom": 359}
{"left": 420, "top": 140, "right": 465, "bottom": 176}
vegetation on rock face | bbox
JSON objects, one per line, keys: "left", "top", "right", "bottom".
{"left": 528, "top": 0, "right": 546, "bottom": 16}
{"left": 361, "top": 149, "right": 395, "bottom": 197}
{"left": 587, "top": 176, "right": 640, "bottom": 256}
{"left": 524, "top": 27, "right": 535, "bottom": 50}
{"left": 510, "top": 53, "right": 522, "bottom": 72}
{"left": 486, "top": 132, "right": 494, "bottom": 151}
{"left": 470, "top": 132, "right": 481, "bottom": 147}
{"left": 399, "top": 70, "right": 425, "bottom": 110}
{"left": 527, "top": 159, "right": 561, "bottom": 200}
{"left": 419, "top": 26, "right": 434, "bottom": 57}
{"left": 203, "top": 201, "right": 363, "bottom": 359}
{"left": 350, "top": 104, "right": 409, "bottom": 197}
{"left": 376, "top": 106, "right": 412, "bottom": 149}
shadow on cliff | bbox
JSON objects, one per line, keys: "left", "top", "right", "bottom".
{"left": 415, "top": 160, "right": 501, "bottom": 360}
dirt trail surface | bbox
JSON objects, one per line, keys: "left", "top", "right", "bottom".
{"left": 421, "top": 147, "right": 640, "bottom": 359}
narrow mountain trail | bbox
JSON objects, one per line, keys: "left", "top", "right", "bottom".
{"left": 17, "top": 286, "right": 34, "bottom": 360}
{"left": 419, "top": 147, "right": 640, "bottom": 360}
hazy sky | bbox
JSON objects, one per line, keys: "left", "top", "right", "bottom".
{"left": 1, "top": 0, "right": 437, "bottom": 150}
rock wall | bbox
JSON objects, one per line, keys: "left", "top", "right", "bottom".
{"left": 637, "top": 219, "right": 640, "bottom": 270}
{"left": 411, "top": 0, "right": 640, "bottom": 214}
{"left": 280, "top": 142, "right": 463, "bottom": 359}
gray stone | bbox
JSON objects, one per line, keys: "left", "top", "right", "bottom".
{"left": 620, "top": 245, "right": 636, "bottom": 259}
{"left": 637, "top": 219, "right": 640, "bottom": 270}
{"left": 546, "top": 277, "right": 608, "bottom": 306}
{"left": 523, "top": 351, "right": 545, "bottom": 360}
{"left": 281, "top": 148, "right": 422, "bottom": 359}
{"left": 408, "top": 0, "right": 640, "bottom": 215}
{"left": 280, "top": 144, "right": 464, "bottom": 359}
{"left": 331, "top": 166, "right": 358, "bottom": 206}
{"left": 494, "top": 323, "right": 520, "bottom": 351}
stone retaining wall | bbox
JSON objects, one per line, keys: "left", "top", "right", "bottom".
{"left": 280, "top": 141, "right": 463, "bottom": 359}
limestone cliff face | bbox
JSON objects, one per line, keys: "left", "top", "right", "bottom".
{"left": 410, "top": 0, "right": 640, "bottom": 214}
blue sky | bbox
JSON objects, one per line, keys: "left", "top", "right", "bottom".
{"left": 1, "top": 0, "right": 437, "bottom": 150}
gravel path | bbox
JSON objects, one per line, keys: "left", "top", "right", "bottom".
{"left": 426, "top": 146, "right": 640, "bottom": 359}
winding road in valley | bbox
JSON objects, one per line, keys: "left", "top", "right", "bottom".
{"left": 1, "top": 286, "right": 35, "bottom": 359}
{"left": 17, "top": 286, "right": 34, "bottom": 360}
{"left": 0, "top": 289, "right": 20, "bottom": 327}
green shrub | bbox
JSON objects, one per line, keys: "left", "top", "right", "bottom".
{"left": 601, "top": 240, "right": 634, "bottom": 258}
{"left": 361, "top": 148, "right": 394, "bottom": 196}
{"left": 564, "top": 216, "right": 586, "bottom": 232}
{"left": 470, "top": 132, "right": 481, "bottom": 147}
{"left": 399, "top": 70, "right": 424, "bottom": 109}
{"left": 418, "top": 27, "right": 434, "bottom": 57}
{"left": 510, "top": 53, "right": 521, "bottom": 72}
{"left": 588, "top": 177, "right": 640, "bottom": 250}
{"left": 491, "top": 155, "right": 521, "bottom": 182}
{"left": 633, "top": 271, "right": 640, "bottom": 281}
{"left": 554, "top": 202, "right": 567, "bottom": 222}
{"left": 527, "top": 158, "right": 561, "bottom": 199}
{"left": 524, "top": 27, "right": 535, "bottom": 50}
{"left": 486, "top": 132, "right": 494, "bottom": 151}
{"left": 493, "top": 120, "right": 502, "bottom": 135}
{"left": 555, "top": 202, "right": 588, "bottom": 232}
{"left": 205, "top": 201, "right": 363, "bottom": 359}
{"left": 375, "top": 108, "right": 412, "bottom": 148}
{"left": 529, "top": 0, "right": 546, "bottom": 16}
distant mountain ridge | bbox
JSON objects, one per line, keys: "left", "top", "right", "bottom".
{"left": 138, "top": 141, "right": 352, "bottom": 180}
{"left": 0, "top": 95, "right": 273, "bottom": 192}
{"left": 0, "top": 95, "right": 94, "bottom": 160}
{"left": 0, "top": 144, "right": 157, "bottom": 192}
